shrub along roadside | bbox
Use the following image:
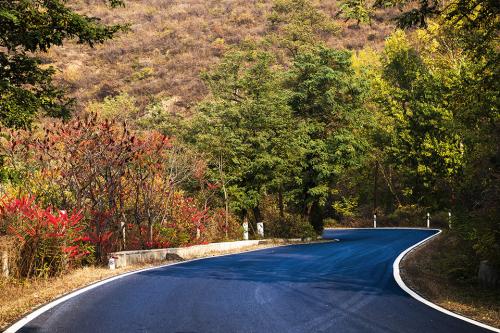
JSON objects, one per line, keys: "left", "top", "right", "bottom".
{"left": 0, "top": 115, "right": 241, "bottom": 276}
{"left": 1, "top": 196, "right": 92, "bottom": 278}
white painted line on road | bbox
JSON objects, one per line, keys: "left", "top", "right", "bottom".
{"left": 393, "top": 229, "right": 500, "bottom": 333}
{"left": 325, "top": 227, "right": 440, "bottom": 230}
{"left": 7, "top": 229, "right": 498, "bottom": 332}
{"left": 4, "top": 240, "right": 336, "bottom": 333}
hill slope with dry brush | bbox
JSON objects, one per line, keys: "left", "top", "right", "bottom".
{"left": 42, "top": 0, "right": 398, "bottom": 114}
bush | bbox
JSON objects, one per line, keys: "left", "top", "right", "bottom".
{"left": 323, "top": 218, "right": 340, "bottom": 228}
{"left": 203, "top": 208, "right": 243, "bottom": 242}
{"left": 386, "top": 205, "right": 427, "bottom": 227}
{"left": 0, "top": 196, "right": 93, "bottom": 278}
{"left": 85, "top": 93, "right": 139, "bottom": 121}
{"left": 0, "top": 115, "right": 235, "bottom": 262}
{"left": 287, "top": 216, "right": 317, "bottom": 239}
{"left": 266, "top": 214, "right": 317, "bottom": 240}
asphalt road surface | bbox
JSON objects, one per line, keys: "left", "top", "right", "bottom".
{"left": 15, "top": 229, "right": 495, "bottom": 333}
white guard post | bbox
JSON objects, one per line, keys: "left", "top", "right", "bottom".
{"left": 243, "top": 221, "right": 249, "bottom": 240}
{"left": 257, "top": 222, "right": 264, "bottom": 238}
{"left": 426, "top": 212, "right": 430, "bottom": 228}
{"left": 373, "top": 214, "right": 377, "bottom": 228}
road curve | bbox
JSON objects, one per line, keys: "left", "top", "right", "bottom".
{"left": 12, "top": 229, "right": 496, "bottom": 333}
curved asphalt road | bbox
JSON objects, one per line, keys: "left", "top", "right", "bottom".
{"left": 14, "top": 229, "right": 495, "bottom": 333}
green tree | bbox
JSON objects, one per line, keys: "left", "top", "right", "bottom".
{"left": 0, "top": 0, "right": 127, "bottom": 128}
{"left": 285, "top": 46, "right": 369, "bottom": 231}
{"left": 267, "top": 0, "right": 338, "bottom": 56}
{"left": 188, "top": 48, "right": 307, "bottom": 225}
{"left": 376, "top": 30, "right": 464, "bottom": 207}
{"left": 337, "top": 0, "right": 374, "bottom": 26}
{"left": 371, "top": 16, "right": 498, "bottom": 265}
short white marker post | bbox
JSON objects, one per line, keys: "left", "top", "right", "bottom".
{"left": 108, "top": 257, "right": 116, "bottom": 270}
{"left": 448, "top": 211, "right": 452, "bottom": 229}
{"left": 373, "top": 214, "right": 377, "bottom": 228}
{"left": 243, "top": 221, "right": 249, "bottom": 240}
{"left": 426, "top": 212, "right": 430, "bottom": 228}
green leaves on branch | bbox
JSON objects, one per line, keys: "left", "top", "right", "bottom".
{"left": 0, "top": 0, "right": 128, "bottom": 128}
{"left": 0, "top": 53, "right": 72, "bottom": 128}
{"left": 189, "top": 43, "right": 369, "bottom": 232}
{"left": 192, "top": 49, "right": 305, "bottom": 213}
{"left": 376, "top": 30, "right": 465, "bottom": 205}
{"left": 286, "top": 47, "right": 369, "bottom": 210}
{"left": 337, "top": 0, "right": 374, "bottom": 26}
{"left": 268, "top": 0, "right": 338, "bottom": 56}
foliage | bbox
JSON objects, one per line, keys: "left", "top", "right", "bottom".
{"left": 190, "top": 48, "right": 307, "bottom": 221}
{"left": 285, "top": 46, "right": 369, "bottom": 230}
{"left": 0, "top": 115, "right": 237, "bottom": 262}
{"left": 137, "top": 97, "right": 184, "bottom": 136}
{"left": 0, "top": 0, "right": 127, "bottom": 128}
{"left": 267, "top": 0, "right": 338, "bottom": 56}
{"left": 86, "top": 93, "right": 139, "bottom": 121}
{"left": 0, "top": 195, "right": 93, "bottom": 278}
{"left": 185, "top": 31, "right": 371, "bottom": 232}
{"left": 338, "top": 0, "right": 374, "bottom": 25}
{"left": 376, "top": 30, "right": 464, "bottom": 207}
{"left": 370, "top": 9, "right": 499, "bottom": 267}
{"left": 1, "top": 0, "right": 498, "bottom": 282}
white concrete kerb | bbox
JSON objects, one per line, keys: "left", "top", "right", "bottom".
{"left": 392, "top": 229, "right": 500, "bottom": 333}
{"left": 325, "top": 227, "right": 500, "bottom": 332}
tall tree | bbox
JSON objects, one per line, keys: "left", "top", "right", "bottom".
{"left": 0, "top": 0, "right": 127, "bottom": 128}
{"left": 375, "top": 30, "right": 465, "bottom": 207}
{"left": 188, "top": 48, "right": 307, "bottom": 225}
{"left": 285, "top": 46, "right": 369, "bottom": 231}
{"left": 267, "top": 0, "right": 338, "bottom": 57}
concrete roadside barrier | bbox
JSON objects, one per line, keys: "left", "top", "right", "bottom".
{"left": 108, "top": 238, "right": 323, "bottom": 268}
{"left": 110, "top": 240, "right": 262, "bottom": 268}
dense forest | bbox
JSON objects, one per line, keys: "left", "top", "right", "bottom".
{"left": 0, "top": 0, "right": 498, "bottom": 285}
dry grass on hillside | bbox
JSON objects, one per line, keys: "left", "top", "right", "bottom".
{"left": 43, "top": 0, "right": 398, "bottom": 113}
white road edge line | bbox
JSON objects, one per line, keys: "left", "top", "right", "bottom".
{"left": 6, "top": 229, "right": 499, "bottom": 332}
{"left": 392, "top": 229, "right": 500, "bottom": 333}
{"left": 3, "top": 240, "right": 334, "bottom": 333}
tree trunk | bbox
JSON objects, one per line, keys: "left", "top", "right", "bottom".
{"left": 309, "top": 201, "right": 324, "bottom": 234}
{"left": 219, "top": 154, "right": 229, "bottom": 238}
{"left": 373, "top": 162, "right": 379, "bottom": 215}
{"left": 253, "top": 206, "right": 262, "bottom": 224}
{"left": 278, "top": 189, "right": 284, "bottom": 222}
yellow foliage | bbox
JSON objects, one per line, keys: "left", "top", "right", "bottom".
{"left": 85, "top": 93, "right": 139, "bottom": 121}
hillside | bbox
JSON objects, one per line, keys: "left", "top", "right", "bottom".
{"left": 43, "top": 0, "right": 398, "bottom": 114}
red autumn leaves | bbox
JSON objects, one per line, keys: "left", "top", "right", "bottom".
{"left": 0, "top": 115, "right": 238, "bottom": 277}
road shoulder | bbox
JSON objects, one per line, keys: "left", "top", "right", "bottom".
{"left": 399, "top": 231, "right": 500, "bottom": 331}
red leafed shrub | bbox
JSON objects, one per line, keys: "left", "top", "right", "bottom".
{"left": 154, "top": 193, "right": 209, "bottom": 247}
{"left": 0, "top": 115, "right": 241, "bottom": 263}
{"left": 0, "top": 196, "right": 93, "bottom": 278}
{"left": 150, "top": 194, "right": 242, "bottom": 248}
{"left": 204, "top": 208, "right": 243, "bottom": 242}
